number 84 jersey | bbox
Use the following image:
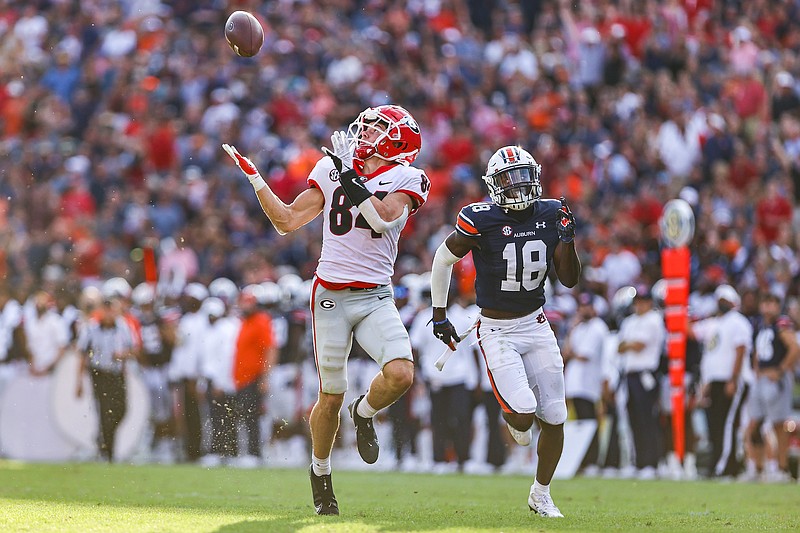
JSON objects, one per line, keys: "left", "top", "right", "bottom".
{"left": 455, "top": 200, "right": 562, "bottom": 314}
{"left": 308, "top": 157, "right": 429, "bottom": 286}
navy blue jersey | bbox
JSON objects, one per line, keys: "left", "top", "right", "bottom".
{"left": 455, "top": 199, "right": 562, "bottom": 314}
{"left": 754, "top": 315, "right": 794, "bottom": 369}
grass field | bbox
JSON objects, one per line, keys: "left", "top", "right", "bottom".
{"left": 0, "top": 461, "right": 798, "bottom": 532}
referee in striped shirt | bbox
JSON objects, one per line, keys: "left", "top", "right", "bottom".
{"left": 76, "top": 297, "right": 134, "bottom": 462}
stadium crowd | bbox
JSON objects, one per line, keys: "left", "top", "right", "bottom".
{"left": 1, "top": 0, "right": 800, "bottom": 480}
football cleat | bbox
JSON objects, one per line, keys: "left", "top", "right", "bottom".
{"left": 348, "top": 395, "right": 379, "bottom": 464}
{"left": 309, "top": 465, "right": 339, "bottom": 516}
{"left": 507, "top": 422, "right": 532, "bottom": 446}
{"left": 528, "top": 491, "right": 564, "bottom": 518}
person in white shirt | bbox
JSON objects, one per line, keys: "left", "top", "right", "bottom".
{"left": 0, "top": 286, "right": 24, "bottom": 365}
{"left": 601, "top": 238, "right": 641, "bottom": 299}
{"left": 617, "top": 286, "right": 666, "bottom": 479}
{"left": 563, "top": 292, "right": 609, "bottom": 475}
{"left": 24, "top": 291, "right": 69, "bottom": 376}
{"left": 691, "top": 284, "right": 752, "bottom": 478}
{"left": 224, "top": 105, "right": 427, "bottom": 516}
{"left": 199, "top": 297, "right": 241, "bottom": 465}
{"left": 410, "top": 291, "right": 479, "bottom": 472}
{"left": 168, "top": 282, "right": 209, "bottom": 463}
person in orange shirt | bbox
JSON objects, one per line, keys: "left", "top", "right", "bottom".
{"left": 232, "top": 285, "right": 277, "bottom": 465}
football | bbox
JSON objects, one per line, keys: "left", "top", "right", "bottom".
{"left": 224, "top": 11, "right": 264, "bottom": 58}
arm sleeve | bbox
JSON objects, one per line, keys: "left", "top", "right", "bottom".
{"left": 356, "top": 200, "right": 409, "bottom": 233}
{"left": 431, "top": 241, "right": 462, "bottom": 308}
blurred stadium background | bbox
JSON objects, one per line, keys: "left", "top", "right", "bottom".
{"left": 1, "top": 0, "right": 799, "bottom": 502}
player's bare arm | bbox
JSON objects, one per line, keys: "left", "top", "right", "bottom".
{"left": 223, "top": 143, "right": 324, "bottom": 235}
{"left": 778, "top": 326, "right": 800, "bottom": 375}
{"left": 553, "top": 241, "right": 581, "bottom": 288}
{"left": 255, "top": 186, "right": 324, "bottom": 235}
{"left": 553, "top": 197, "right": 581, "bottom": 288}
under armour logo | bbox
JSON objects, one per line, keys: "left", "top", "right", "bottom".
{"left": 535, "top": 222, "right": 546, "bottom": 228}
{"left": 536, "top": 313, "right": 547, "bottom": 324}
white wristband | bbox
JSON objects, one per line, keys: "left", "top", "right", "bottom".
{"left": 249, "top": 174, "right": 266, "bottom": 192}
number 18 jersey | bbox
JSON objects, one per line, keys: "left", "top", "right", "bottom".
{"left": 308, "top": 157, "right": 429, "bottom": 286}
{"left": 455, "top": 199, "right": 561, "bottom": 314}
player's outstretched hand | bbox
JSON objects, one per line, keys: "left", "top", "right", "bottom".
{"left": 557, "top": 196, "right": 576, "bottom": 243}
{"left": 432, "top": 317, "right": 460, "bottom": 349}
{"left": 322, "top": 131, "right": 354, "bottom": 173}
{"left": 222, "top": 143, "right": 260, "bottom": 179}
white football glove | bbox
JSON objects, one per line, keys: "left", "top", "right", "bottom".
{"left": 322, "top": 130, "right": 354, "bottom": 172}
{"left": 222, "top": 143, "right": 266, "bottom": 191}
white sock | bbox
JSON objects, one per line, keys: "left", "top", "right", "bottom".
{"left": 356, "top": 395, "right": 378, "bottom": 419}
{"left": 533, "top": 479, "right": 549, "bottom": 495}
{"left": 766, "top": 460, "right": 778, "bottom": 474}
{"left": 312, "top": 453, "right": 331, "bottom": 476}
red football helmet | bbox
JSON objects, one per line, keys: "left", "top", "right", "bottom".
{"left": 347, "top": 105, "right": 422, "bottom": 165}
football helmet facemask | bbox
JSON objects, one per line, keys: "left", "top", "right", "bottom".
{"left": 482, "top": 146, "right": 542, "bottom": 210}
{"left": 347, "top": 105, "right": 421, "bottom": 165}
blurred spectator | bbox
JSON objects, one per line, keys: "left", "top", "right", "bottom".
{"left": 231, "top": 286, "right": 276, "bottom": 466}
{"left": 563, "top": 292, "right": 609, "bottom": 476}
{"left": 410, "top": 289, "right": 478, "bottom": 473}
{"left": 770, "top": 71, "right": 799, "bottom": 122}
{"left": 168, "top": 282, "right": 208, "bottom": 462}
{"left": 201, "top": 296, "right": 239, "bottom": 466}
{"left": 133, "top": 282, "right": 176, "bottom": 462}
{"left": 23, "top": 291, "right": 68, "bottom": 376}
{"left": 745, "top": 293, "right": 799, "bottom": 482}
{"left": 691, "top": 285, "right": 752, "bottom": 478}
{"left": 616, "top": 287, "right": 665, "bottom": 480}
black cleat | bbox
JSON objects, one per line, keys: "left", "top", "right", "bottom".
{"left": 309, "top": 465, "right": 339, "bottom": 516}
{"left": 348, "top": 395, "right": 379, "bottom": 464}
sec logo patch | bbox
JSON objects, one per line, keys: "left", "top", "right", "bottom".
{"left": 319, "top": 299, "right": 336, "bottom": 310}
{"left": 329, "top": 169, "right": 340, "bottom": 182}
{"left": 502, "top": 225, "right": 512, "bottom": 236}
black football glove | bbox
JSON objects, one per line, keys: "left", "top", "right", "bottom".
{"left": 338, "top": 169, "right": 373, "bottom": 206}
{"left": 322, "top": 131, "right": 373, "bottom": 207}
{"left": 557, "top": 196, "right": 576, "bottom": 243}
{"left": 432, "top": 317, "right": 460, "bottom": 349}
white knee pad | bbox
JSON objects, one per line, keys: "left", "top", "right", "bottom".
{"left": 539, "top": 399, "right": 567, "bottom": 425}
{"left": 511, "top": 387, "right": 538, "bottom": 414}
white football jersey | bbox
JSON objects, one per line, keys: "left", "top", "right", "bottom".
{"left": 308, "top": 157, "right": 429, "bottom": 286}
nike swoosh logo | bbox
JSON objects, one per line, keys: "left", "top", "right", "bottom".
{"left": 377, "top": 295, "right": 392, "bottom": 300}
{"left": 378, "top": 180, "right": 391, "bottom": 186}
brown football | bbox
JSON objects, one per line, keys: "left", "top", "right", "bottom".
{"left": 224, "top": 11, "right": 264, "bottom": 58}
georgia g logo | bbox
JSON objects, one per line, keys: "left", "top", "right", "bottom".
{"left": 319, "top": 299, "right": 336, "bottom": 310}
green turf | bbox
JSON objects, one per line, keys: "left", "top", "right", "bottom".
{"left": 0, "top": 461, "right": 797, "bottom": 532}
